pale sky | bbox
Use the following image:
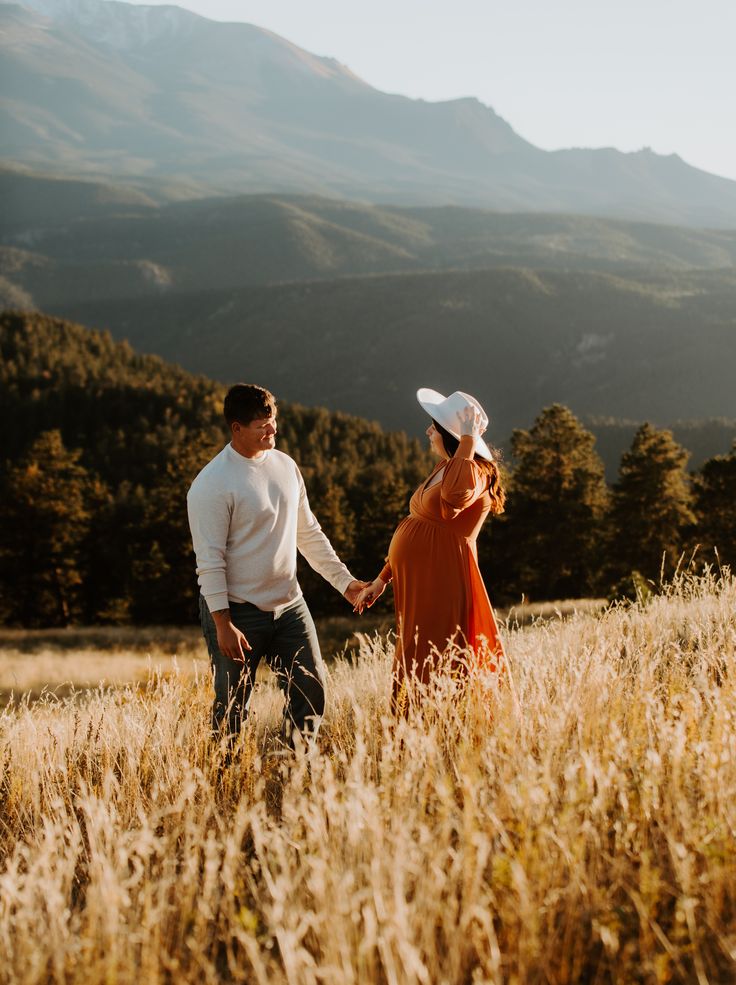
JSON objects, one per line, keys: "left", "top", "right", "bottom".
{"left": 129, "top": 0, "right": 736, "bottom": 181}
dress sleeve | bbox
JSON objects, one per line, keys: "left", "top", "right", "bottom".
{"left": 379, "top": 560, "right": 392, "bottom": 583}
{"left": 440, "top": 457, "right": 489, "bottom": 519}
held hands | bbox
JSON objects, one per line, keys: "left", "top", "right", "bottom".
{"left": 214, "top": 584, "right": 372, "bottom": 660}
{"left": 458, "top": 403, "right": 488, "bottom": 439}
{"left": 344, "top": 580, "right": 371, "bottom": 607}
{"left": 353, "top": 577, "right": 387, "bottom": 614}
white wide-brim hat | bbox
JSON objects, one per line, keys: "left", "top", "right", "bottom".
{"left": 417, "top": 388, "right": 493, "bottom": 461}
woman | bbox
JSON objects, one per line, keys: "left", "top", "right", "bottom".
{"left": 355, "top": 388, "right": 506, "bottom": 712}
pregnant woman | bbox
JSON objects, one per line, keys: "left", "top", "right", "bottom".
{"left": 355, "top": 388, "right": 506, "bottom": 713}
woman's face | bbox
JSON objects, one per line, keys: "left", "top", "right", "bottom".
{"left": 426, "top": 422, "right": 449, "bottom": 459}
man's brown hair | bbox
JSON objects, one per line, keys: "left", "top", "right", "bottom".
{"left": 223, "top": 384, "right": 276, "bottom": 427}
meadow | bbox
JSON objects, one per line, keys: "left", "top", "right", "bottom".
{"left": 0, "top": 576, "right": 734, "bottom": 984}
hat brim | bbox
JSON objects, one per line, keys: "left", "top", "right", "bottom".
{"left": 416, "top": 387, "right": 493, "bottom": 461}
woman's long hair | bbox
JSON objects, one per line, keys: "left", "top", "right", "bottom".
{"left": 433, "top": 419, "right": 506, "bottom": 515}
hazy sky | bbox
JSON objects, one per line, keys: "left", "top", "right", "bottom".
{"left": 129, "top": 0, "right": 736, "bottom": 180}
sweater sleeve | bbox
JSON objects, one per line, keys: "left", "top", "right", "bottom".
{"left": 187, "top": 477, "right": 232, "bottom": 612}
{"left": 440, "top": 456, "right": 489, "bottom": 520}
{"left": 296, "top": 469, "right": 355, "bottom": 595}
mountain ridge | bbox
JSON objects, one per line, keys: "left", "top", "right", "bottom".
{"left": 3, "top": 0, "right": 736, "bottom": 225}
{"left": 4, "top": 170, "right": 736, "bottom": 309}
{"left": 36, "top": 264, "right": 736, "bottom": 459}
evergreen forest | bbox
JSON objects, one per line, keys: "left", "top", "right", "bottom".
{"left": 1, "top": 310, "right": 734, "bottom": 628}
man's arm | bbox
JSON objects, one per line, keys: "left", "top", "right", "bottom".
{"left": 211, "top": 608, "right": 252, "bottom": 662}
{"left": 187, "top": 480, "right": 231, "bottom": 612}
{"left": 295, "top": 470, "right": 365, "bottom": 601}
{"left": 187, "top": 481, "right": 251, "bottom": 661}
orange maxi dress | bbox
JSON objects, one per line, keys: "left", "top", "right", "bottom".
{"left": 380, "top": 455, "right": 504, "bottom": 706}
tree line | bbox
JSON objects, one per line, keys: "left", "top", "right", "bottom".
{"left": 483, "top": 404, "right": 735, "bottom": 603}
{"left": 1, "top": 311, "right": 734, "bottom": 627}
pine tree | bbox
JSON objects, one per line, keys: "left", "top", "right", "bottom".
{"left": 501, "top": 404, "right": 609, "bottom": 600}
{"left": 127, "top": 431, "right": 223, "bottom": 623}
{"left": 82, "top": 481, "right": 145, "bottom": 624}
{"left": 352, "top": 463, "right": 411, "bottom": 581}
{"left": 315, "top": 479, "right": 357, "bottom": 562}
{"left": 294, "top": 476, "right": 359, "bottom": 614}
{"left": 0, "top": 431, "right": 100, "bottom": 625}
{"left": 609, "top": 423, "right": 695, "bottom": 586}
{"left": 693, "top": 441, "right": 736, "bottom": 569}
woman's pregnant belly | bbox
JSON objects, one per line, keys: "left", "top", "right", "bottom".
{"left": 388, "top": 515, "right": 465, "bottom": 585}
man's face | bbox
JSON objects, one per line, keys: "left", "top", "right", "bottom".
{"left": 231, "top": 411, "right": 277, "bottom": 457}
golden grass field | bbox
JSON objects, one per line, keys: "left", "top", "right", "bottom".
{"left": 0, "top": 578, "right": 734, "bottom": 984}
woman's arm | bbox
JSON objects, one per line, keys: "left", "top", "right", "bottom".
{"left": 353, "top": 575, "right": 387, "bottom": 614}
{"left": 440, "top": 405, "right": 489, "bottom": 516}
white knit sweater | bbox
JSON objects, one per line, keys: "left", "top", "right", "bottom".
{"left": 187, "top": 444, "right": 354, "bottom": 613}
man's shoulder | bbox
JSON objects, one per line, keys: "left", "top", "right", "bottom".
{"left": 268, "top": 448, "right": 298, "bottom": 471}
{"left": 263, "top": 450, "right": 303, "bottom": 494}
{"left": 188, "top": 446, "right": 230, "bottom": 495}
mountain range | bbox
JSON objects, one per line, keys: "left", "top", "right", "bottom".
{"left": 2, "top": 165, "right": 735, "bottom": 475}
{"left": 4, "top": 168, "right": 736, "bottom": 306}
{"left": 3, "top": 0, "right": 736, "bottom": 226}
{"left": 26, "top": 260, "right": 736, "bottom": 473}
{"left": 2, "top": 269, "right": 735, "bottom": 478}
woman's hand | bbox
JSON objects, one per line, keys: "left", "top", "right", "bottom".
{"left": 458, "top": 403, "right": 488, "bottom": 438}
{"left": 353, "top": 577, "right": 387, "bottom": 614}
{"left": 344, "top": 579, "right": 371, "bottom": 606}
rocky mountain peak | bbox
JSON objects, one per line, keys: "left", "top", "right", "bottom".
{"left": 18, "top": 0, "right": 201, "bottom": 48}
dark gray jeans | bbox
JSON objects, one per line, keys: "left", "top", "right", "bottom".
{"left": 198, "top": 594, "right": 326, "bottom": 746}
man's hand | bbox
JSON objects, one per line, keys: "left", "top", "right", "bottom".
{"left": 212, "top": 609, "right": 252, "bottom": 663}
{"left": 343, "top": 580, "right": 370, "bottom": 607}
{"left": 353, "top": 577, "right": 387, "bottom": 614}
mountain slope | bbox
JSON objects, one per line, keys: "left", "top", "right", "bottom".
{"left": 4, "top": 171, "right": 736, "bottom": 311}
{"left": 46, "top": 265, "right": 736, "bottom": 452}
{"left": 3, "top": 0, "right": 736, "bottom": 225}
{"left": 0, "top": 165, "right": 160, "bottom": 232}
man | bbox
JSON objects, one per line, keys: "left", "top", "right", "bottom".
{"left": 187, "top": 383, "right": 366, "bottom": 749}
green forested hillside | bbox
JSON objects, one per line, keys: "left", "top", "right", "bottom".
{"left": 51, "top": 265, "right": 736, "bottom": 463}
{"left": 4, "top": 182, "right": 736, "bottom": 312}
{"left": 0, "top": 166, "right": 160, "bottom": 233}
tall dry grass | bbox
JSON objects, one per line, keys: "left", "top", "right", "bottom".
{"left": 1, "top": 573, "right": 735, "bottom": 984}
